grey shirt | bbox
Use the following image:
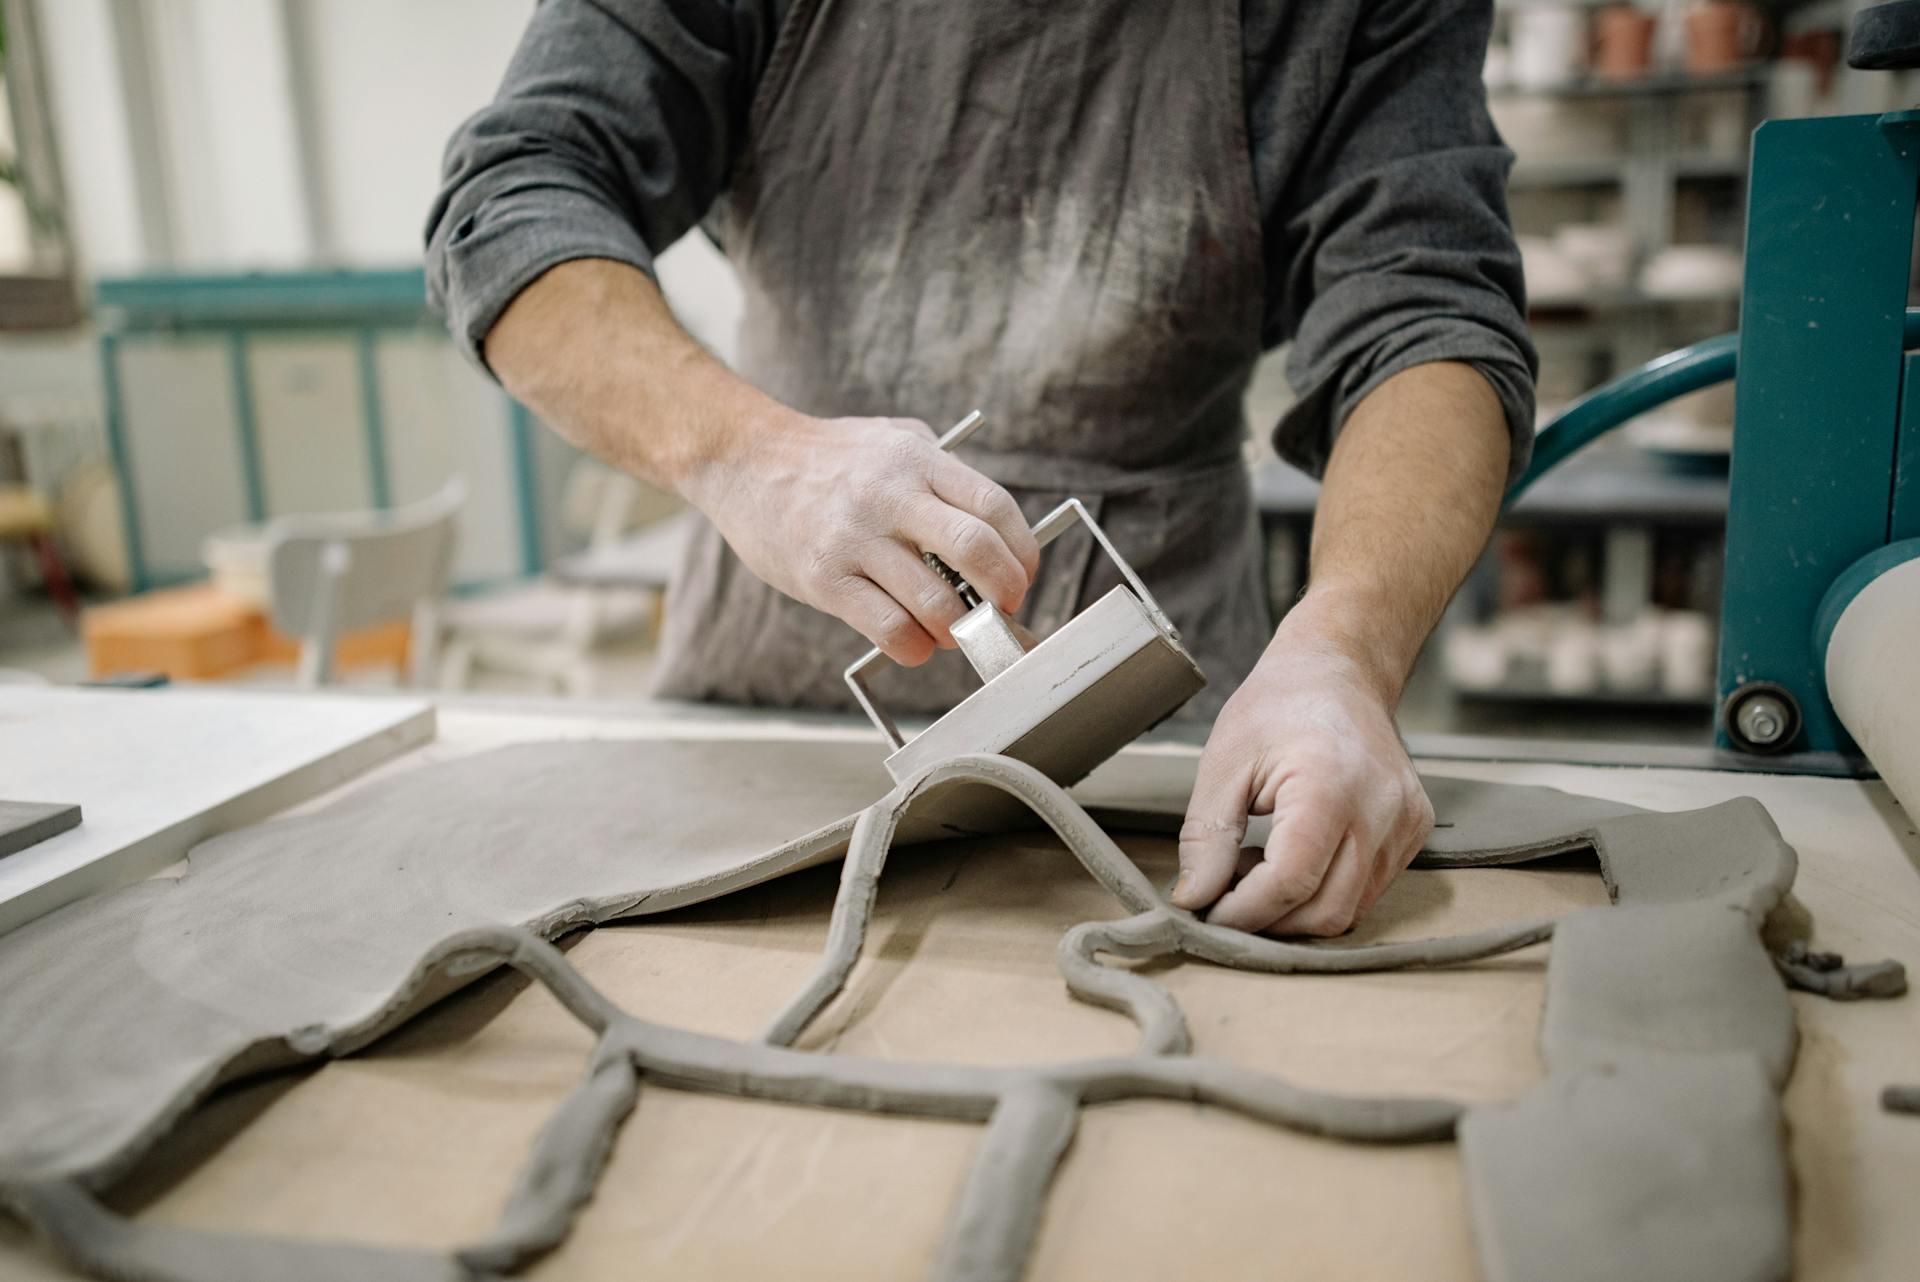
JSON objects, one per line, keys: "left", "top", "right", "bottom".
{"left": 426, "top": 0, "right": 1537, "bottom": 480}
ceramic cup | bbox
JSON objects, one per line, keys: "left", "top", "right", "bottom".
{"left": 1660, "top": 611, "right": 1716, "bottom": 698}
{"left": 1555, "top": 223, "right": 1634, "bottom": 290}
{"left": 1639, "top": 244, "right": 1743, "bottom": 299}
{"left": 1685, "top": 1, "right": 1766, "bottom": 74}
{"left": 1594, "top": 5, "right": 1658, "bottom": 80}
{"left": 1546, "top": 623, "right": 1603, "bottom": 695}
{"left": 1512, "top": 5, "right": 1589, "bottom": 89}
{"left": 1781, "top": 28, "right": 1842, "bottom": 99}
{"left": 1600, "top": 619, "right": 1661, "bottom": 691}
{"left": 1444, "top": 626, "right": 1510, "bottom": 692}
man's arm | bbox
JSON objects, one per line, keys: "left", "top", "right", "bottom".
{"left": 1172, "top": 361, "right": 1507, "bottom": 934}
{"left": 486, "top": 258, "right": 1039, "bottom": 666}
{"left": 428, "top": 1, "right": 1037, "bottom": 664}
{"left": 1170, "top": 0, "right": 1532, "bottom": 934}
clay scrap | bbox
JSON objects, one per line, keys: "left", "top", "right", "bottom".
{"left": 0, "top": 739, "right": 1905, "bottom": 1282}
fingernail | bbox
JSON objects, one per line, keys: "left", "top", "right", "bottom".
{"left": 1169, "top": 871, "right": 1192, "bottom": 904}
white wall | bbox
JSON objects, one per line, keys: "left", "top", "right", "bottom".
{"left": 12, "top": 0, "right": 739, "bottom": 585}
{"left": 31, "top": 0, "right": 535, "bottom": 272}
{"left": 33, "top": 0, "right": 142, "bottom": 273}
{"left": 152, "top": 0, "right": 311, "bottom": 267}
{"left": 291, "top": 0, "right": 535, "bottom": 265}
{"left": 27, "top": 0, "right": 747, "bottom": 343}
{"left": 0, "top": 62, "right": 25, "bottom": 272}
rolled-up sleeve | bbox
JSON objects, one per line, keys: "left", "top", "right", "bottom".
{"left": 424, "top": 0, "right": 767, "bottom": 371}
{"left": 1265, "top": 0, "right": 1537, "bottom": 483}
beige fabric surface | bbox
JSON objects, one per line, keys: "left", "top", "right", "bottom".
{"left": 4, "top": 744, "right": 1917, "bottom": 1280}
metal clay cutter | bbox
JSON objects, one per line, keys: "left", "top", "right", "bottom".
{"left": 845, "top": 411, "right": 1206, "bottom": 792}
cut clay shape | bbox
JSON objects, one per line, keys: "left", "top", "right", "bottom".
{"left": 1459, "top": 1053, "right": 1790, "bottom": 1282}
{"left": 0, "top": 739, "right": 1901, "bottom": 1282}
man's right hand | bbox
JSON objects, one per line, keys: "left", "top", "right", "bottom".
{"left": 684, "top": 412, "right": 1041, "bottom": 666}
{"left": 483, "top": 262, "right": 1037, "bottom": 662}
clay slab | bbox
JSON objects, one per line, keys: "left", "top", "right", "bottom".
{"left": 0, "top": 726, "right": 1907, "bottom": 1282}
{"left": 0, "top": 802, "right": 80, "bottom": 860}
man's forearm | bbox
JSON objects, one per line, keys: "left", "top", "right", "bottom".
{"left": 484, "top": 258, "right": 780, "bottom": 498}
{"left": 479, "top": 257, "right": 1040, "bottom": 663}
{"left": 1278, "top": 361, "right": 1511, "bottom": 703}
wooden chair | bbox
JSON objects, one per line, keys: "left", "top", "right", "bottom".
{"left": 437, "top": 466, "right": 672, "bottom": 696}
{"left": 264, "top": 480, "right": 464, "bottom": 688}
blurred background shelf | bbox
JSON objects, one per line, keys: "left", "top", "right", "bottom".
{"left": 0, "top": 0, "right": 1905, "bottom": 738}
{"left": 1489, "top": 66, "right": 1772, "bottom": 100}
{"left": 1254, "top": 449, "right": 1728, "bottom": 526}
{"left": 1454, "top": 681, "right": 1715, "bottom": 709}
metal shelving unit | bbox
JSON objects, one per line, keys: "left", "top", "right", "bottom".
{"left": 1269, "top": 51, "right": 1776, "bottom": 715}
{"left": 1498, "top": 66, "right": 1764, "bottom": 370}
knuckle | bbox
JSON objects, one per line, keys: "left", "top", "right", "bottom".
{"left": 1287, "top": 909, "right": 1354, "bottom": 938}
{"left": 1266, "top": 868, "right": 1323, "bottom": 908}
{"left": 879, "top": 431, "right": 929, "bottom": 471}
{"left": 912, "top": 576, "right": 962, "bottom": 619}
{"left": 869, "top": 609, "right": 918, "bottom": 649}
{"left": 802, "top": 548, "right": 847, "bottom": 594}
{"left": 946, "top": 517, "right": 995, "bottom": 564}
{"left": 1291, "top": 775, "right": 1349, "bottom": 809}
{"left": 857, "top": 482, "right": 903, "bottom": 525}
{"left": 817, "top": 575, "right": 867, "bottom": 616}
{"left": 1410, "top": 789, "right": 1436, "bottom": 833}
{"left": 976, "top": 479, "right": 1019, "bottom": 520}
{"left": 1274, "top": 808, "right": 1342, "bottom": 854}
{"left": 1178, "top": 817, "right": 1233, "bottom": 846}
{"left": 952, "top": 529, "right": 1017, "bottom": 590}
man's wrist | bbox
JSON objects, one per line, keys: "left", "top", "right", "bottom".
{"left": 1264, "top": 583, "right": 1421, "bottom": 708}
{"left": 671, "top": 385, "right": 807, "bottom": 507}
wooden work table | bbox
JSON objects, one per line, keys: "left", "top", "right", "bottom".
{"left": 2, "top": 691, "right": 1917, "bottom": 1279}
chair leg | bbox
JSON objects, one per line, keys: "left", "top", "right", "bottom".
{"left": 295, "top": 637, "right": 334, "bottom": 688}
{"left": 563, "top": 659, "right": 594, "bottom": 698}
{"left": 407, "top": 600, "right": 443, "bottom": 689}
{"left": 30, "top": 534, "right": 81, "bottom": 626}
{"left": 439, "top": 638, "right": 475, "bottom": 691}
{"left": 644, "top": 588, "right": 665, "bottom": 648}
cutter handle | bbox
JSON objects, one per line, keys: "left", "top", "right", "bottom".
{"left": 844, "top": 488, "right": 1179, "bottom": 751}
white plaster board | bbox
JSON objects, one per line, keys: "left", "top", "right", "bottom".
{"left": 0, "top": 688, "right": 434, "bottom": 936}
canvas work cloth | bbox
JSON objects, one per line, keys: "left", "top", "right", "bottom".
{"left": 649, "top": 0, "right": 1272, "bottom": 718}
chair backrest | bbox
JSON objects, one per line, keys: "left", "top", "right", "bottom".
{"left": 265, "top": 480, "right": 465, "bottom": 685}
{"left": 557, "top": 460, "right": 681, "bottom": 551}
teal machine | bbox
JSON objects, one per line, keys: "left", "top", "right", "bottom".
{"left": 1512, "top": 1, "right": 1920, "bottom": 771}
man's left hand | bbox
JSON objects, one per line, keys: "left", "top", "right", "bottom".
{"left": 1170, "top": 616, "right": 1434, "bottom": 936}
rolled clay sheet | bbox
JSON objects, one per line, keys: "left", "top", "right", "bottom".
{"left": 0, "top": 737, "right": 1652, "bottom": 1190}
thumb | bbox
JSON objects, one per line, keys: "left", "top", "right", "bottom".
{"left": 1173, "top": 746, "right": 1251, "bottom": 910}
